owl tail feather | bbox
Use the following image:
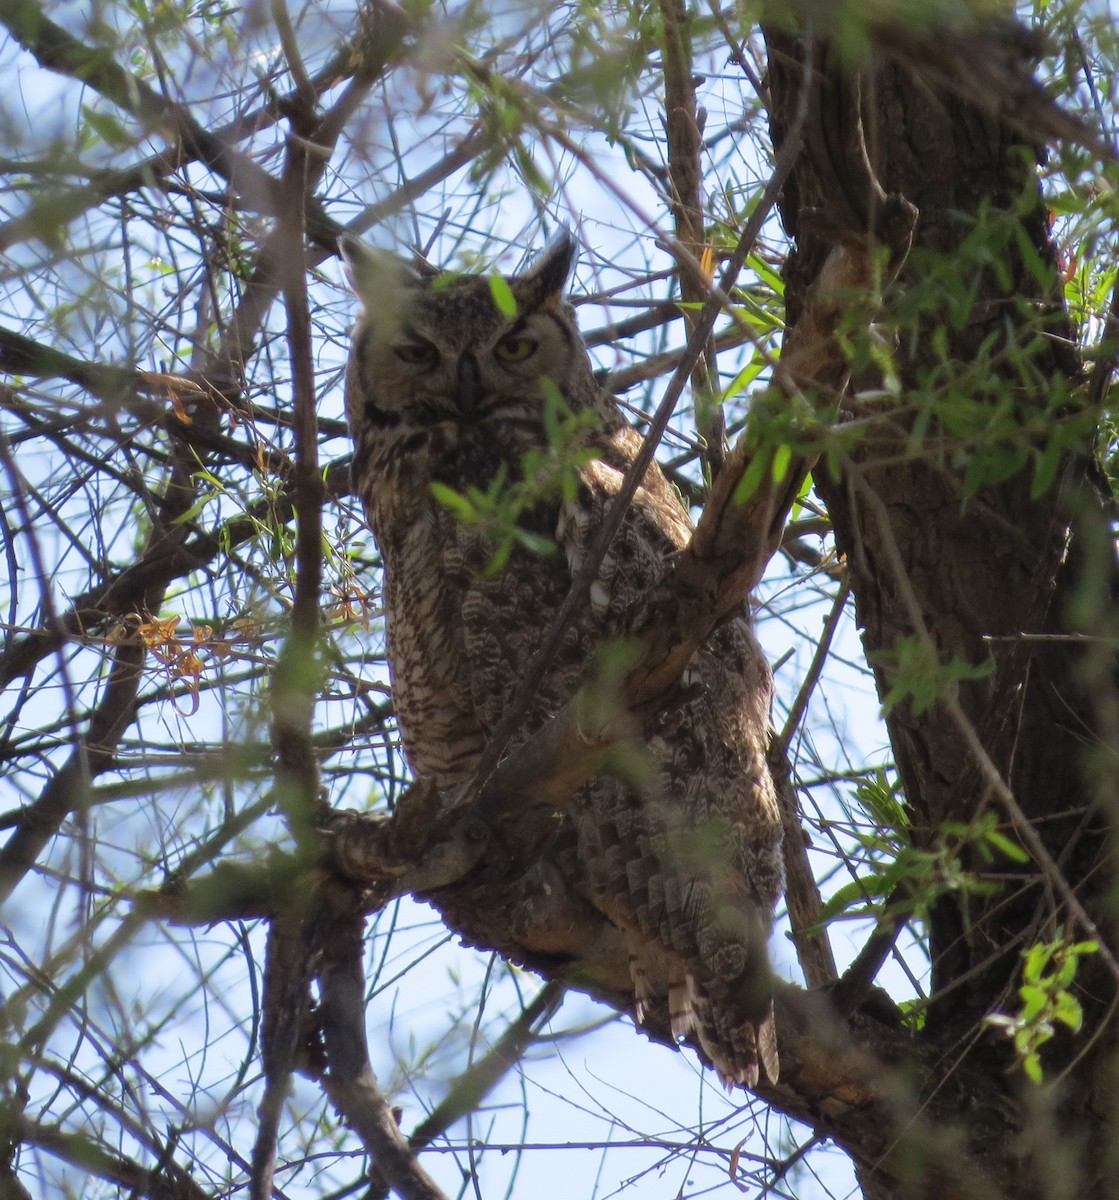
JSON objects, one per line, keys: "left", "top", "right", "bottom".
{"left": 666, "top": 970, "right": 697, "bottom": 1041}
{"left": 756, "top": 1002, "right": 779, "bottom": 1085}
{"left": 649, "top": 967, "right": 779, "bottom": 1089}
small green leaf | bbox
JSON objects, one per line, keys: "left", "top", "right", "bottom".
{"left": 489, "top": 273, "right": 518, "bottom": 318}
{"left": 1031, "top": 440, "right": 1063, "bottom": 499}
{"left": 746, "top": 252, "right": 785, "bottom": 295}
{"left": 984, "top": 828, "right": 1030, "bottom": 864}
{"left": 486, "top": 539, "right": 514, "bottom": 575}
{"left": 1022, "top": 1053, "right": 1044, "bottom": 1085}
{"left": 732, "top": 449, "right": 769, "bottom": 504}
{"left": 771, "top": 443, "right": 792, "bottom": 483}
{"left": 723, "top": 353, "right": 767, "bottom": 402}
{"left": 791, "top": 470, "right": 814, "bottom": 521}
{"left": 171, "top": 493, "right": 213, "bottom": 526}
{"left": 1055, "top": 955, "right": 1079, "bottom": 989}
{"left": 1053, "top": 993, "right": 1083, "bottom": 1032}
{"left": 1019, "top": 984, "right": 1048, "bottom": 1023}
{"left": 430, "top": 482, "right": 477, "bottom": 522}
{"left": 816, "top": 874, "right": 894, "bottom": 922}
{"left": 82, "top": 104, "right": 133, "bottom": 148}
{"left": 1023, "top": 943, "right": 1053, "bottom": 983}
{"left": 513, "top": 530, "right": 556, "bottom": 556}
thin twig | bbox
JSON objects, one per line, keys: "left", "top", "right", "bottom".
{"left": 769, "top": 574, "right": 851, "bottom": 990}
{"left": 360, "top": 982, "right": 564, "bottom": 1200}
{"left": 769, "top": 739, "right": 839, "bottom": 989}
{"left": 0, "top": 251, "right": 220, "bottom": 907}
{"left": 775, "top": 574, "right": 852, "bottom": 757}
{"left": 271, "top": 0, "right": 316, "bottom": 110}
{"left": 0, "top": 0, "right": 394, "bottom": 254}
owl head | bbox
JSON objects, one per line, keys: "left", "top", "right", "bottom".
{"left": 339, "top": 230, "right": 613, "bottom": 455}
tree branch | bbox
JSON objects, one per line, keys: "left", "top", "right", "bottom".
{"left": 251, "top": 131, "right": 328, "bottom": 1200}
{"left": 317, "top": 910, "right": 452, "bottom": 1200}
{"left": 658, "top": 0, "right": 725, "bottom": 474}
{"left": 14, "top": 1115, "right": 209, "bottom": 1200}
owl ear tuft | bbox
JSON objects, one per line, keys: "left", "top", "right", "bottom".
{"left": 338, "top": 233, "right": 379, "bottom": 299}
{"left": 338, "top": 234, "right": 431, "bottom": 305}
{"left": 511, "top": 228, "right": 577, "bottom": 311}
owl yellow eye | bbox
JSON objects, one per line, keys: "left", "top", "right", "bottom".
{"left": 394, "top": 340, "right": 438, "bottom": 366}
{"left": 494, "top": 336, "right": 537, "bottom": 364}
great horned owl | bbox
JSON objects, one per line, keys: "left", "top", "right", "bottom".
{"left": 340, "top": 230, "right": 782, "bottom": 1086}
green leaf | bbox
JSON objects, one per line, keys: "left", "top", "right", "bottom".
{"left": 723, "top": 353, "right": 767, "bottom": 402}
{"left": 983, "top": 828, "right": 1030, "bottom": 864}
{"left": 1022, "top": 1053, "right": 1044, "bottom": 1085}
{"left": 771, "top": 443, "right": 792, "bottom": 483}
{"left": 853, "top": 768, "right": 909, "bottom": 839}
{"left": 1030, "top": 439, "right": 1063, "bottom": 499}
{"left": 895, "top": 999, "right": 926, "bottom": 1032}
{"left": 790, "top": 469, "right": 814, "bottom": 521}
{"left": 1023, "top": 942, "right": 1054, "bottom": 983}
{"left": 488, "top": 273, "right": 518, "bottom": 318}
{"left": 732, "top": 449, "right": 769, "bottom": 504}
{"left": 745, "top": 251, "right": 784, "bottom": 296}
{"left": 1053, "top": 993, "right": 1083, "bottom": 1032}
{"left": 816, "top": 873, "right": 894, "bottom": 923}
{"left": 170, "top": 493, "right": 213, "bottom": 526}
{"left": 486, "top": 538, "right": 514, "bottom": 575}
{"left": 513, "top": 529, "right": 557, "bottom": 556}
{"left": 1054, "top": 955, "right": 1079, "bottom": 989}
{"left": 430, "top": 482, "right": 477, "bottom": 522}
{"left": 1018, "top": 984, "right": 1048, "bottom": 1023}
{"left": 81, "top": 104, "right": 133, "bottom": 149}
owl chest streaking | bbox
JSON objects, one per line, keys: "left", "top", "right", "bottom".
{"left": 341, "top": 230, "right": 782, "bottom": 1087}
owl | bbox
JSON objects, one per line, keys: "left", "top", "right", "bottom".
{"left": 340, "top": 229, "right": 782, "bottom": 1087}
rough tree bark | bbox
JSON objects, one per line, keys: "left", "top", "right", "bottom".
{"left": 764, "top": 15, "right": 1119, "bottom": 1200}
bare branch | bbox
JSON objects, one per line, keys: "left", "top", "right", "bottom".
{"left": 0, "top": 0, "right": 413, "bottom": 248}
{"left": 14, "top": 1115, "right": 210, "bottom": 1200}
{"left": 658, "top": 0, "right": 724, "bottom": 473}
{"left": 251, "top": 131, "right": 328, "bottom": 1200}
{"left": 317, "top": 911, "right": 452, "bottom": 1200}
{"left": 403, "top": 982, "right": 564, "bottom": 1155}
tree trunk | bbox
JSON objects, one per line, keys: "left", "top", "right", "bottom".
{"left": 765, "top": 21, "right": 1119, "bottom": 1200}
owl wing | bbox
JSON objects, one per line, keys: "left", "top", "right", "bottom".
{"left": 552, "top": 423, "right": 784, "bottom": 1086}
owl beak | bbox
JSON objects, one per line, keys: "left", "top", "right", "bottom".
{"left": 454, "top": 352, "right": 484, "bottom": 417}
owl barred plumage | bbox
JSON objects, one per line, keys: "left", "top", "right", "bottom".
{"left": 340, "top": 230, "right": 782, "bottom": 1087}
